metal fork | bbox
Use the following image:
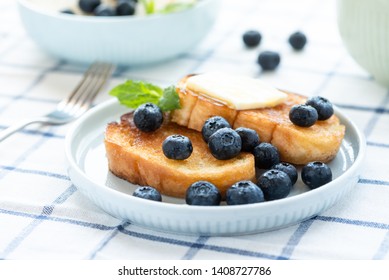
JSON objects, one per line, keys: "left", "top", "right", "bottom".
{"left": 0, "top": 62, "right": 114, "bottom": 142}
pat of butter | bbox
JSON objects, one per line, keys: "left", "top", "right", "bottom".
{"left": 186, "top": 72, "right": 287, "bottom": 110}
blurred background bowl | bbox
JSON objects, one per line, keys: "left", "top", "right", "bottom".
{"left": 337, "top": 0, "right": 389, "bottom": 88}
{"left": 17, "top": 0, "right": 219, "bottom": 66}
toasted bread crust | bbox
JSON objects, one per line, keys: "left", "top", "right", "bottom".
{"left": 105, "top": 113, "right": 255, "bottom": 198}
{"left": 170, "top": 75, "right": 346, "bottom": 165}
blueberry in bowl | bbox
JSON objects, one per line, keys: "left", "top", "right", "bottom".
{"left": 79, "top": 0, "right": 137, "bottom": 16}
{"left": 226, "top": 181, "right": 264, "bottom": 205}
{"left": 116, "top": 0, "right": 136, "bottom": 16}
{"left": 93, "top": 3, "right": 116, "bottom": 16}
{"left": 186, "top": 181, "right": 221, "bottom": 206}
{"left": 79, "top": 0, "right": 101, "bottom": 13}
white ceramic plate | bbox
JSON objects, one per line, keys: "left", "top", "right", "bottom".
{"left": 65, "top": 98, "right": 366, "bottom": 236}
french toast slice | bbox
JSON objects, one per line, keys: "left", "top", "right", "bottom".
{"left": 104, "top": 113, "right": 255, "bottom": 198}
{"left": 171, "top": 75, "right": 346, "bottom": 165}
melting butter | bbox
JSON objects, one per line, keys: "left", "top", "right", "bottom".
{"left": 186, "top": 72, "right": 287, "bottom": 110}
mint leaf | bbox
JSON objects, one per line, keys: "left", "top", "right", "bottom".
{"left": 109, "top": 80, "right": 163, "bottom": 109}
{"left": 158, "top": 85, "right": 181, "bottom": 112}
{"left": 109, "top": 80, "right": 180, "bottom": 112}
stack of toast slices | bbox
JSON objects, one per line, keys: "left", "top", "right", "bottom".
{"left": 104, "top": 74, "right": 345, "bottom": 198}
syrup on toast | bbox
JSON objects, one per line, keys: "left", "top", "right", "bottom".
{"left": 105, "top": 113, "right": 255, "bottom": 198}
{"left": 171, "top": 75, "right": 345, "bottom": 165}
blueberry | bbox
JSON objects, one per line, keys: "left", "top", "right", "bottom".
{"left": 242, "top": 30, "right": 262, "bottom": 48}
{"left": 186, "top": 181, "right": 221, "bottom": 206}
{"left": 252, "top": 143, "right": 280, "bottom": 169}
{"left": 288, "top": 31, "right": 307, "bottom": 50}
{"left": 133, "top": 103, "right": 163, "bottom": 132}
{"left": 235, "top": 127, "right": 260, "bottom": 152}
{"left": 94, "top": 4, "right": 116, "bottom": 16}
{"left": 257, "top": 169, "right": 292, "bottom": 201}
{"left": 201, "top": 116, "right": 231, "bottom": 143}
{"left": 306, "top": 96, "right": 334, "bottom": 121}
{"left": 133, "top": 186, "right": 162, "bottom": 202}
{"left": 226, "top": 181, "right": 264, "bottom": 205}
{"left": 272, "top": 162, "right": 298, "bottom": 185}
{"left": 78, "top": 0, "right": 101, "bottom": 13}
{"left": 208, "top": 128, "right": 242, "bottom": 160}
{"left": 302, "top": 161, "right": 332, "bottom": 189}
{"left": 257, "top": 51, "right": 281, "bottom": 71}
{"left": 162, "top": 135, "right": 193, "bottom": 160}
{"left": 61, "top": 8, "right": 75, "bottom": 14}
{"left": 116, "top": 0, "right": 136, "bottom": 16}
{"left": 289, "top": 104, "right": 318, "bottom": 127}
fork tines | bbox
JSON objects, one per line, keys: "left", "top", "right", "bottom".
{"left": 59, "top": 62, "right": 115, "bottom": 115}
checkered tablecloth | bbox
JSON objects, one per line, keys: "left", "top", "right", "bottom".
{"left": 1, "top": 0, "right": 388, "bottom": 260}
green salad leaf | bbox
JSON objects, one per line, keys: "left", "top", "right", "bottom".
{"left": 140, "top": 0, "right": 196, "bottom": 15}
{"left": 109, "top": 80, "right": 181, "bottom": 112}
{"left": 140, "top": 0, "right": 156, "bottom": 14}
{"left": 159, "top": 2, "right": 196, "bottom": 14}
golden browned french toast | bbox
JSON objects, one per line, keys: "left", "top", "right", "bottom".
{"left": 171, "top": 75, "right": 345, "bottom": 165}
{"left": 104, "top": 113, "right": 255, "bottom": 198}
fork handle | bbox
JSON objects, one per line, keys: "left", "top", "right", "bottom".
{"left": 0, "top": 117, "right": 49, "bottom": 142}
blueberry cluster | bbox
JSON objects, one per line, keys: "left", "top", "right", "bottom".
{"left": 184, "top": 180, "right": 265, "bottom": 206}
{"left": 62, "top": 0, "right": 137, "bottom": 16}
{"left": 132, "top": 159, "right": 332, "bottom": 204}
{"left": 133, "top": 103, "right": 194, "bottom": 160}
{"left": 289, "top": 96, "right": 334, "bottom": 127}
{"left": 184, "top": 160, "right": 332, "bottom": 206}
{"left": 131, "top": 106, "right": 333, "bottom": 205}
{"left": 242, "top": 30, "right": 307, "bottom": 71}
{"left": 202, "top": 116, "right": 259, "bottom": 160}
{"left": 183, "top": 115, "right": 333, "bottom": 206}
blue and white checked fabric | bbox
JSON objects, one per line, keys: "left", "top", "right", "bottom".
{"left": 1, "top": 0, "right": 389, "bottom": 260}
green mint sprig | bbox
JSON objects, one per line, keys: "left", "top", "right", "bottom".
{"left": 109, "top": 80, "right": 181, "bottom": 112}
